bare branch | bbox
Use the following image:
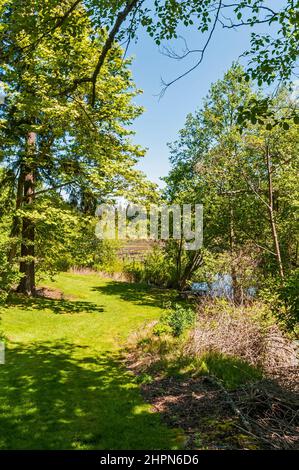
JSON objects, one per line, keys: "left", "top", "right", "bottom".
{"left": 221, "top": 17, "right": 275, "bottom": 30}
{"left": 161, "top": 36, "right": 203, "bottom": 61}
{"left": 158, "top": 1, "right": 223, "bottom": 98}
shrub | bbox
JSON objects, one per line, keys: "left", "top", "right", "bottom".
{"left": 143, "top": 246, "right": 174, "bottom": 287}
{"left": 123, "top": 246, "right": 176, "bottom": 286}
{"left": 0, "top": 234, "right": 20, "bottom": 302}
{"left": 260, "top": 271, "right": 299, "bottom": 334}
{"left": 123, "top": 260, "right": 145, "bottom": 283}
{"left": 161, "top": 303, "right": 196, "bottom": 337}
{"left": 152, "top": 322, "right": 173, "bottom": 337}
{"left": 94, "top": 240, "right": 123, "bottom": 273}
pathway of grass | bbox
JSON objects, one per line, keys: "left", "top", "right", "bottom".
{"left": 0, "top": 273, "right": 181, "bottom": 450}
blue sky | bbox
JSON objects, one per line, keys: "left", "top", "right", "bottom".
{"left": 128, "top": 19, "right": 268, "bottom": 187}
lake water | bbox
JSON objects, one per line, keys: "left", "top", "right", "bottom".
{"left": 192, "top": 274, "right": 256, "bottom": 299}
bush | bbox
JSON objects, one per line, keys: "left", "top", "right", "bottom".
{"left": 123, "top": 246, "right": 176, "bottom": 286}
{"left": 126, "top": 306, "right": 264, "bottom": 389}
{"left": 94, "top": 240, "right": 123, "bottom": 273}
{"left": 143, "top": 246, "right": 175, "bottom": 287}
{"left": 126, "top": 299, "right": 297, "bottom": 391}
{"left": 0, "top": 234, "right": 20, "bottom": 302}
{"left": 35, "top": 205, "right": 123, "bottom": 276}
{"left": 260, "top": 271, "right": 299, "bottom": 334}
{"left": 123, "top": 260, "right": 145, "bottom": 283}
{"left": 277, "top": 270, "right": 299, "bottom": 333}
{"left": 161, "top": 303, "right": 196, "bottom": 337}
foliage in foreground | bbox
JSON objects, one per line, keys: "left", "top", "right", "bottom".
{"left": 260, "top": 270, "right": 299, "bottom": 334}
{"left": 13, "top": 1, "right": 297, "bottom": 124}
{"left": 0, "top": 0, "right": 158, "bottom": 295}
{"left": 0, "top": 233, "right": 20, "bottom": 303}
{"left": 127, "top": 299, "right": 297, "bottom": 390}
{"left": 159, "top": 303, "right": 196, "bottom": 337}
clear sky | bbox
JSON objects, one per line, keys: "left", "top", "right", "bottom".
{"left": 128, "top": 18, "right": 269, "bottom": 187}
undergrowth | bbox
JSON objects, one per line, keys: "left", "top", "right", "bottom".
{"left": 126, "top": 299, "right": 297, "bottom": 390}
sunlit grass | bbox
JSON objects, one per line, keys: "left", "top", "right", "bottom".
{"left": 0, "top": 273, "right": 181, "bottom": 450}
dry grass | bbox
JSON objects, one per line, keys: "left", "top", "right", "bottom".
{"left": 127, "top": 299, "right": 298, "bottom": 377}
{"left": 125, "top": 320, "right": 178, "bottom": 374}
{"left": 186, "top": 300, "right": 298, "bottom": 372}
{"left": 69, "top": 267, "right": 133, "bottom": 282}
{"left": 96, "top": 270, "right": 132, "bottom": 282}
{"left": 125, "top": 299, "right": 299, "bottom": 450}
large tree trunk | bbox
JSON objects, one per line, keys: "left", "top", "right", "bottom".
{"left": 17, "top": 132, "right": 36, "bottom": 296}
{"left": 265, "top": 145, "right": 284, "bottom": 279}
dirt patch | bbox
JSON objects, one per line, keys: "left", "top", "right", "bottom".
{"left": 140, "top": 368, "right": 299, "bottom": 450}
{"left": 141, "top": 375, "right": 256, "bottom": 449}
{"left": 232, "top": 368, "right": 299, "bottom": 449}
{"left": 35, "top": 287, "right": 66, "bottom": 300}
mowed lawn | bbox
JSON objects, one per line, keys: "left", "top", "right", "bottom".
{"left": 0, "top": 273, "right": 180, "bottom": 450}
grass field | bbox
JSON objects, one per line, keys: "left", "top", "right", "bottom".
{"left": 0, "top": 273, "right": 181, "bottom": 450}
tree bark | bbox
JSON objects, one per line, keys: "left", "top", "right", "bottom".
{"left": 265, "top": 145, "right": 284, "bottom": 279}
{"left": 17, "top": 132, "right": 36, "bottom": 296}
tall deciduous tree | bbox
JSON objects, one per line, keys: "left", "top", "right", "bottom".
{"left": 0, "top": 0, "right": 154, "bottom": 295}
{"left": 164, "top": 65, "right": 299, "bottom": 300}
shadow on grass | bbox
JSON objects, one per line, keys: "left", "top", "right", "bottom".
{"left": 92, "top": 281, "right": 176, "bottom": 309}
{"left": 0, "top": 341, "right": 178, "bottom": 450}
{"left": 142, "top": 351, "right": 262, "bottom": 390}
{"left": 141, "top": 353, "right": 263, "bottom": 450}
{"left": 6, "top": 294, "right": 104, "bottom": 315}
{"left": 141, "top": 353, "right": 298, "bottom": 449}
{"left": 196, "top": 352, "right": 262, "bottom": 389}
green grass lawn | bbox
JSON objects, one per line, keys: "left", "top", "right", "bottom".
{"left": 0, "top": 273, "right": 181, "bottom": 450}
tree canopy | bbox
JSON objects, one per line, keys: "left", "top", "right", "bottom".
{"left": 2, "top": 1, "right": 297, "bottom": 115}
{"left": 164, "top": 65, "right": 299, "bottom": 301}
{"left": 0, "top": 0, "right": 157, "bottom": 295}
